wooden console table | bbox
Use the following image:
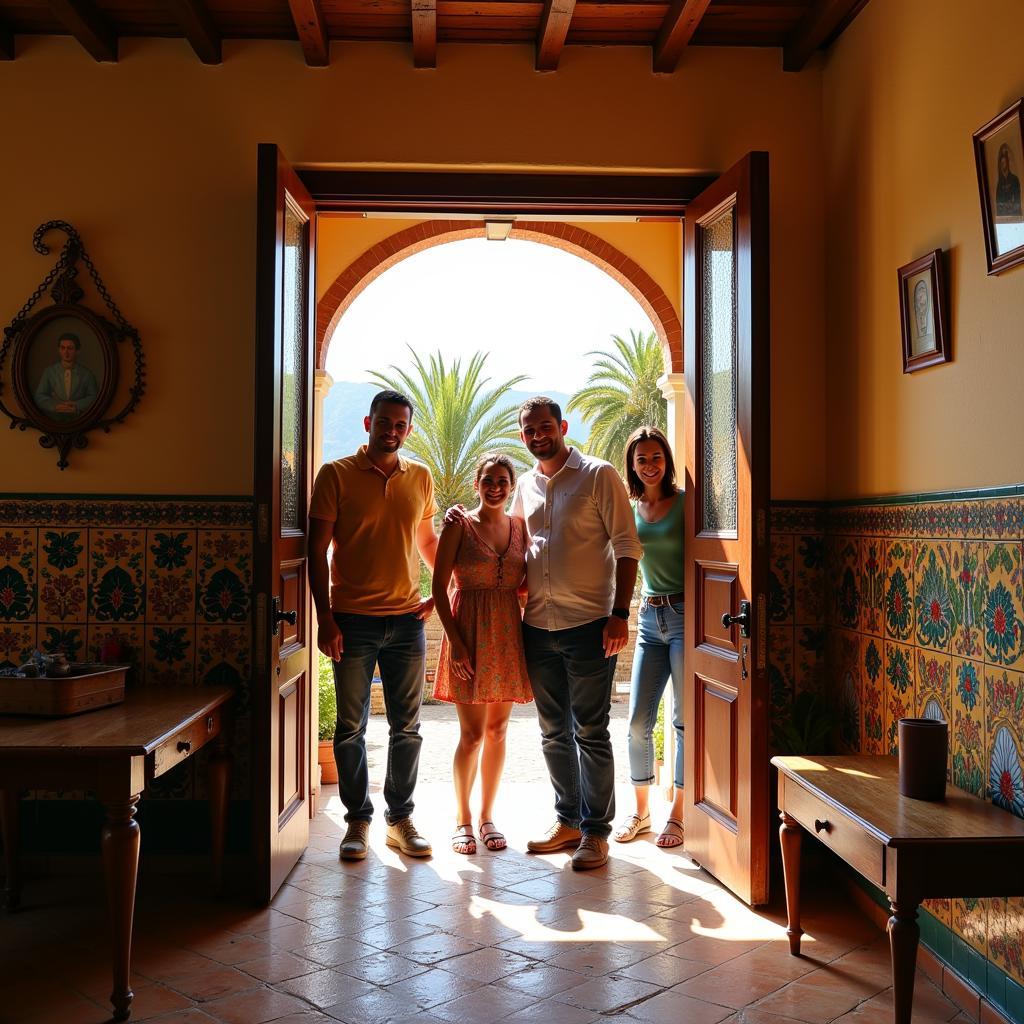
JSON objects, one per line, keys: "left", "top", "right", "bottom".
{"left": 772, "top": 754, "right": 1024, "bottom": 1024}
{"left": 0, "top": 686, "right": 233, "bottom": 1022}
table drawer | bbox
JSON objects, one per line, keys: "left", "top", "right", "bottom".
{"left": 152, "top": 709, "right": 222, "bottom": 778}
{"left": 784, "top": 777, "right": 885, "bottom": 886}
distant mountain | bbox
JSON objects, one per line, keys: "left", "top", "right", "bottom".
{"left": 322, "top": 381, "right": 591, "bottom": 465}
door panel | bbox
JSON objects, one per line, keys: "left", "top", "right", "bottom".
{"left": 254, "top": 143, "right": 316, "bottom": 903}
{"left": 683, "top": 152, "right": 770, "bottom": 907}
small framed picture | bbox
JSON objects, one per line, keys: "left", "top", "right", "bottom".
{"left": 973, "top": 98, "right": 1024, "bottom": 275}
{"left": 898, "top": 250, "right": 950, "bottom": 374}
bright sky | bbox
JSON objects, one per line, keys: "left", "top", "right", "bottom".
{"left": 324, "top": 237, "right": 655, "bottom": 392}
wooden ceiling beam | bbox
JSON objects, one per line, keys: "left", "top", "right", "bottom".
{"left": 286, "top": 0, "right": 329, "bottom": 66}
{"left": 652, "top": 0, "right": 711, "bottom": 73}
{"left": 411, "top": 0, "right": 436, "bottom": 67}
{"left": 165, "top": 0, "right": 221, "bottom": 63}
{"left": 48, "top": 0, "right": 117, "bottom": 61}
{"left": 0, "top": 22, "right": 13, "bottom": 59}
{"left": 536, "top": 0, "right": 574, "bottom": 71}
{"left": 782, "top": 0, "right": 869, "bottom": 71}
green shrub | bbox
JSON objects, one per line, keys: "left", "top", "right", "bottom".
{"left": 318, "top": 654, "right": 336, "bottom": 741}
{"left": 653, "top": 699, "right": 665, "bottom": 763}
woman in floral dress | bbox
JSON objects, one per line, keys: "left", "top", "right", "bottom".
{"left": 432, "top": 453, "right": 533, "bottom": 854}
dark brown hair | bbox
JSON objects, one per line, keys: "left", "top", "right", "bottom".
{"left": 517, "top": 395, "right": 562, "bottom": 426}
{"left": 624, "top": 425, "right": 676, "bottom": 500}
{"left": 474, "top": 452, "right": 516, "bottom": 486}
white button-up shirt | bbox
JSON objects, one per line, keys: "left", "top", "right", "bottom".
{"left": 512, "top": 447, "right": 643, "bottom": 631}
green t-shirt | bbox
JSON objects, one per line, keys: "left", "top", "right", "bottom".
{"left": 635, "top": 490, "right": 684, "bottom": 598}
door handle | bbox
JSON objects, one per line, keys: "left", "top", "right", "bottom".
{"left": 721, "top": 599, "right": 751, "bottom": 638}
{"left": 271, "top": 595, "right": 297, "bottom": 636}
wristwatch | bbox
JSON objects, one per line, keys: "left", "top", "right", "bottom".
{"left": 611, "top": 607, "right": 629, "bottom": 620}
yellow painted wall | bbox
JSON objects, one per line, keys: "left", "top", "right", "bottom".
{"left": 1, "top": 38, "right": 826, "bottom": 497}
{"left": 822, "top": 0, "right": 1024, "bottom": 499}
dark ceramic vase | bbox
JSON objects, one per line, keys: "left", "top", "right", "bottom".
{"left": 898, "top": 718, "right": 948, "bottom": 801}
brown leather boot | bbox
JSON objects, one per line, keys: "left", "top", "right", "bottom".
{"left": 526, "top": 821, "right": 582, "bottom": 853}
{"left": 571, "top": 833, "right": 609, "bottom": 870}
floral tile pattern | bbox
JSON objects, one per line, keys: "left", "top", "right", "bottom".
{"left": 145, "top": 624, "right": 196, "bottom": 686}
{"left": 953, "top": 897, "right": 988, "bottom": 955}
{"left": 860, "top": 538, "right": 885, "bottom": 637}
{"left": 0, "top": 623, "right": 35, "bottom": 669}
{"left": 861, "top": 635, "right": 884, "bottom": 754}
{"left": 950, "top": 542, "right": 985, "bottom": 659}
{"left": 834, "top": 537, "right": 860, "bottom": 630}
{"left": 769, "top": 625, "right": 795, "bottom": 720}
{"left": 983, "top": 542, "right": 1024, "bottom": 669}
{"left": 197, "top": 531, "right": 252, "bottom": 624}
{"left": 884, "top": 540, "right": 914, "bottom": 642}
{"left": 952, "top": 658, "right": 986, "bottom": 797}
{"left": 914, "top": 541, "right": 954, "bottom": 652}
{"left": 794, "top": 534, "right": 825, "bottom": 625}
{"left": 0, "top": 528, "right": 37, "bottom": 622}
{"left": 795, "top": 626, "right": 824, "bottom": 694}
{"left": 769, "top": 533, "right": 793, "bottom": 625}
{"left": 196, "top": 626, "right": 251, "bottom": 688}
{"left": 883, "top": 641, "right": 915, "bottom": 754}
{"left": 917, "top": 650, "right": 952, "bottom": 777}
{"left": 89, "top": 529, "right": 145, "bottom": 623}
{"left": 147, "top": 531, "right": 196, "bottom": 623}
{"left": 833, "top": 629, "right": 860, "bottom": 752}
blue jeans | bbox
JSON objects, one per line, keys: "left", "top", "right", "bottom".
{"left": 523, "top": 618, "right": 616, "bottom": 838}
{"left": 331, "top": 612, "right": 425, "bottom": 824}
{"left": 627, "top": 600, "right": 684, "bottom": 788}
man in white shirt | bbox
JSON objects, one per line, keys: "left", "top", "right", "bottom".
{"left": 513, "top": 397, "right": 642, "bottom": 869}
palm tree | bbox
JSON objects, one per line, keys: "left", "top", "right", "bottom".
{"left": 568, "top": 329, "right": 667, "bottom": 469}
{"left": 369, "top": 347, "right": 529, "bottom": 514}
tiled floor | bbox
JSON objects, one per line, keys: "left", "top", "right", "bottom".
{"left": 1, "top": 781, "right": 962, "bottom": 1024}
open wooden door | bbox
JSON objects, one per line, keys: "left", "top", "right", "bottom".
{"left": 253, "top": 143, "right": 316, "bottom": 903}
{"left": 683, "top": 152, "right": 771, "bottom": 907}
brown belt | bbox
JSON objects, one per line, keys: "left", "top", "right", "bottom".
{"left": 643, "top": 592, "right": 684, "bottom": 607}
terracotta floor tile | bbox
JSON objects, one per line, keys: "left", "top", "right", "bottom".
{"left": 749, "top": 981, "right": 864, "bottom": 1023}
{"left": 502, "top": 998, "right": 602, "bottom": 1024}
{"left": 667, "top": 934, "right": 767, "bottom": 966}
{"left": 202, "top": 986, "right": 310, "bottom": 1024}
{"left": 302, "top": 936, "right": 380, "bottom": 967}
{"left": 336, "top": 951, "right": 429, "bottom": 986}
{"left": 728, "top": 1009, "right": 822, "bottom": 1023}
{"left": 15, "top": 991, "right": 112, "bottom": 1024}
{"left": 323, "top": 987, "right": 433, "bottom": 1023}
{"left": 133, "top": 947, "right": 217, "bottom": 982}
{"left": 384, "top": 966, "right": 483, "bottom": 1008}
{"left": 118, "top": 1011, "right": 219, "bottom": 1024}
{"left": 388, "top": 932, "right": 484, "bottom": 965}
{"left": 623, "top": 989, "right": 735, "bottom": 1024}
{"left": 725, "top": 946, "right": 821, "bottom": 983}
{"left": 846, "top": 983, "right": 960, "bottom": 1023}
{"left": 494, "top": 962, "right": 589, "bottom": 998}
{"left": 166, "top": 964, "right": 263, "bottom": 1002}
{"left": 429, "top": 984, "right": 538, "bottom": 1023}
{"left": 674, "top": 962, "right": 789, "bottom": 1009}
{"left": 236, "top": 950, "right": 321, "bottom": 984}
{"left": 550, "top": 972, "right": 662, "bottom": 1012}
{"left": 794, "top": 961, "right": 890, "bottom": 1000}
{"left": 186, "top": 934, "right": 274, "bottom": 966}
{"left": 114, "top": 981, "right": 194, "bottom": 1020}
{"left": 332, "top": 917, "right": 437, "bottom": 950}
{"left": 260, "top": 920, "right": 337, "bottom": 949}
{"left": 545, "top": 941, "right": 650, "bottom": 976}
{"left": 274, "top": 967, "right": 377, "bottom": 1008}
{"left": 435, "top": 945, "right": 534, "bottom": 984}
{"left": 616, "top": 950, "right": 712, "bottom": 986}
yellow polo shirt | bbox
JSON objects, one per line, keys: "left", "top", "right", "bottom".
{"left": 309, "top": 447, "right": 436, "bottom": 616}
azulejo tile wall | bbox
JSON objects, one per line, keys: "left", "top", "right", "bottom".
{"left": 0, "top": 495, "right": 254, "bottom": 799}
{"left": 773, "top": 493, "right": 1024, "bottom": 1009}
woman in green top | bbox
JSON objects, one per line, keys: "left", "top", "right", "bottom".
{"left": 613, "top": 426, "right": 685, "bottom": 849}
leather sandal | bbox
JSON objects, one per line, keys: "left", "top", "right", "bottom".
{"left": 479, "top": 821, "right": 506, "bottom": 851}
{"left": 657, "top": 818, "right": 684, "bottom": 848}
{"left": 613, "top": 812, "right": 652, "bottom": 843}
{"left": 451, "top": 824, "right": 476, "bottom": 855}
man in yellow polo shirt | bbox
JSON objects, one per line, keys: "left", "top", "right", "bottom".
{"left": 308, "top": 389, "right": 439, "bottom": 861}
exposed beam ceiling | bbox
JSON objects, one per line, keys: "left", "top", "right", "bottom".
{"left": 286, "top": 0, "right": 328, "bottom": 66}
{"left": 652, "top": 0, "right": 711, "bottom": 73}
{"left": 0, "top": 21, "right": 12, "bottom": 59}
{"left": 165, "top": 0, "right": 221, "bottom": 63}
{"left": 47, "top": 0, "right": 117, "bottom": 61}
{"left": 536, "top": 0, "right": 575, "bottom": 72}
{"left": 411, "top": 0, "right": 436, "bottom": 68}
{"left": 783, "top": 0, "right": 868, "bottom": 71}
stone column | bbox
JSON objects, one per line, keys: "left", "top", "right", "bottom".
{"left": 311, "top": 369, "right": 333, "bottom": 806}
{"left": 657, "top": 371, "right": 685, "bottom": 798}
{"left": 313, "top": 370, "right": 334, "bottom": 475}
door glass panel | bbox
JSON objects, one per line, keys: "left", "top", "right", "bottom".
{"left": 700, "top": 205, "right": 738, "bottom": 534}
{"left": 280, "top": 198, "right": 307, "bottom": 532}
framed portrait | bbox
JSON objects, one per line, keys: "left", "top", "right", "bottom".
{"left": 973, "top": 98, "right": 1024, "bottom": 275}
{"left": 898, "top": 250, "right": 950, "bottom": 374}
{"left": 10, "top": 304, "right": 119, "bottom": 434}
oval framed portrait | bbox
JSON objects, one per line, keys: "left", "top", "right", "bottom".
{"left": 11, "top": 304, "right": 119, "bottom": 433}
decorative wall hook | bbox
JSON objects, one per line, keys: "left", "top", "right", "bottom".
{"left": 0, "top": 222, "right": 145, "bottom": 469}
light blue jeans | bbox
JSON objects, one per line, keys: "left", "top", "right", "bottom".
{"left": 627, "top": 600, "right": 684, "bottom": 788}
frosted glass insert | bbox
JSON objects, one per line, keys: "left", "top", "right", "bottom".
{"left": 281, "top": 201, "right": 307, "bottom": 532}
{"left": 700, "top": 206, "right": 738, "bottom": 533}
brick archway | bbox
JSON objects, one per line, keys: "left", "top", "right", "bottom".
{"left": 315, "top": 220, "right": 682, "bottom": 373}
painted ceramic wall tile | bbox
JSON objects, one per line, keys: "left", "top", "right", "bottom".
{"left": 999, "top": 896, "right": 1024, "bottom": 984}
{"left": 769, "top": 533, "right": 794, "bottom": 626}
{"left": 795, "top": 626, "right": 825, "bottom": 695}
{"left": 982, "top": 499, "right": 1024, "bottom": 540}
{"left": 769, "top": 626, "right": 795, "bottom": 721}
{"left": 38, "top": 624, "right": 85, "bottom": 661}
{"left": 953, "top": 897, "right": 988, "bottom": 954}
{"left": 833, "top": 629, "right": 861, "bottom": 752}
{"left": 861, "top": 636, "right": 885, "bottom": 754}
{"left": 952, "top": 658, "right": 986, "bottom": 797}
{"left": 196, "top": 625, "right": 251, "bottom": 687}
{"left": 982, "top": 542, "right": 1024, "bottom": 669}
{"left": 0, "top": 528, "right": 37, "bottom": 622}
{"left": 197, "top": 531, "right": 252, "bottom": 624}
{"left": 834, "top": 537, "right": 860, "bottom": 630}
{"left": 987, "top": 719, "right": 1024, "bottom": 818}
{"left": 950, "top": 542, "right": 985, "bottom": 660}
{"left": 87, "top": 624, "right": 145, "bottom": 681}
{"left": 923, "top": 900, "right": 952, "bottom": 929}
{"left": 88, "top": 530, "right": 145, "bottom": 623}
{"left": 145, "top": 625, "right": 195, "bottom": 686}
{"left": 859, "top": 539, "right": 886, "bottom": 637}
{"left": 884, "top": 641, "right": 916, "bottom": 754}
{"left": 794, "top": 534, "right": 825, "bottom": 625}
{"left": 37, "top": 530, "right": 86, "bottom": 623}
{"left": 0, "top": 623, "right": 35, "bottom": 669}
{"left": 914, "top": 541, "right": 954, "bottom": 651}
{"left": 917, "top": 651, "right": 952, "bottom": 778}
{"left": 146, "top": 530, "right": 196, "bottom": 624}
{"left": 884, "top": 540, "right": 914, "bottom": 642}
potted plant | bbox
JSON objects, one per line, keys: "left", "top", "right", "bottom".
{"left": 317, "top": 654, "right": 338, "bottom": 784}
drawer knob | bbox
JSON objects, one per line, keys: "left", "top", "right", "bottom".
{"left": 177, "top": 740, "right": 192, "bottom": 754}
{"left": 814, "top": 818, "right": 830, "bottom": 834}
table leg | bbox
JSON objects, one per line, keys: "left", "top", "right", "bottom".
{"left": 102, "top": 793, "right": 141, "bottom": 1022}
{"left": 887, "top": 899, "right": 919, "bottom": 1024}
{"left": 779, "top": 811, "right": 804, "bottom": 955}
{"left": 0, "top": 789, "right": 20, "bottom": 911}
{"left": 207, "top": 730, "right": 232, "bottom": 893}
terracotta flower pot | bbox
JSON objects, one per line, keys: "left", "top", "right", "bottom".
{"left": 318, "top": 740, "right": 338, "bottom": 784}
